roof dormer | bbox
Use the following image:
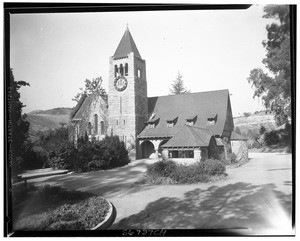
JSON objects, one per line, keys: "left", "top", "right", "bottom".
{"left": 166, "top": 116, "right": 178, "bottom": 128}
{"left": 186, "top": 115, "right": 197, "bottom": 126}
{"left": 207, "top": 114, "right": 218, "bottom": 126}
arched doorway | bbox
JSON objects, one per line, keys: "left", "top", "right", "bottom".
{"left": 141, "top": 140, "right": 155, "bottom": 159}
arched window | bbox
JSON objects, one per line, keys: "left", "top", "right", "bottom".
{"left": 88, "top": 122, "right": 92, "bottom": 135}
{"left": 100, "top": 121, "right": 105, "bottom": 135}
{"left": 114, "top": 65, "right": 118, "bottom": 77}
{"left": 120, "top": 64, "right": 124, "bottom": 76}
{"left": 120, "top": 97, "right": 122, "bottom": 114}
{"left": 94, "top": 114, "right": 98, "bottom": 134}
{"left": 125, "top": 63, "right": 128, "bottom": 76}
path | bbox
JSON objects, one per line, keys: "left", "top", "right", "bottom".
{"left": 28, "top": 153, "right": 293, "bottom": 235}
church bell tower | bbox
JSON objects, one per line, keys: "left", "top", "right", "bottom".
{"left": 108, "top": 27, "right": 148, "bottom": 157}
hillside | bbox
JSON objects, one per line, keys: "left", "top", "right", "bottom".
{"left": 26, "top": 108, "right": 72, "bottom": 141}
{"left": 233, "top": 111, "right": 277, "bottom": 136}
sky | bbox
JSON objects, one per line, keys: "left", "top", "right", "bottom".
{"left": 10, "top": 5, "right": 276, "bottom": 117}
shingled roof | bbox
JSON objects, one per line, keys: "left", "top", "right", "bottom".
{"left": 71, "top": 92, "right": 107, "bottom": 121}
{"left": 113, "top": 27, "right": 142, "bottom": 59}
{"left": 162, "top": 125, "right": 213, "bottom": 148}
{"left": 138, "top": 89, "right": 232, "bottom": 138}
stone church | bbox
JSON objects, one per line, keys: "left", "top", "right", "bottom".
{"left": 69, "top": 27, "right": 235, "bottom": 161}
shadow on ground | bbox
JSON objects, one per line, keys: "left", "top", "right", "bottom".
{"left": 110, "top": 182, "right": 292, "bottom": 234}
{"left": 30, "top": 160, "right": 154, "bottom": 197}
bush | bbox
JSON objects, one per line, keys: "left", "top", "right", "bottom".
{"left": 202, "top": 159, "right": 226, "bottom": 176}
{"left": 228, "top": 152, "right": 237, "bottom": 164}
{"left": 88, "top": 158, "right": 106, "bottom": 171}
{"left": 265, "top": 130, "right": 280, "bottom": 145}
{"left": 146, "top": 160, "right": 177, "bottom": 178}
{"left": 146, "top": 160, "right": 221, "bottom": 184}
{"left": 48, "top": 135, "right": 129, "bottom": 172}
{"left": 175, "top": 163, "right": 210, "bottom": 184}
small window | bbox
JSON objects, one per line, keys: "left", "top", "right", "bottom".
{"left": 94, "top": 114, "right": 98, "bottom": 134}
{"left": 88, "top": 122, "right": 92, "bottom": 135}
{"left": 148, "top": 123, "right": 155, "bottom": 129}
{"left": 120, "top": 97, "right": 122, "bottom": 114}
{"left": 137, "top": 69, "right": 141, "bottom": 78}
{"left": 100, "top": 121, "right": 105, "bottom": 135}
{"left": 167, "top": 122, "right": 174, "bottom": 128}
{"left": 117, "top": 120, "right": 119, "bottom": 125}
{"left": 120, "top": 64, "right": 124, "bottom": 76}
{"left": 114, "top": 65, "right": 118, "bottom": 77}
{"left": 187, "top": 121, "right": 194, "bottom": 126}
{"left": 125, "top": 63, "right": 128, "bottom": 76}
{"left": 124, "top": 120, "right": 126, "bottom": 125}
{"left": 207, "top": 114, "right": 218, "bottom": 126}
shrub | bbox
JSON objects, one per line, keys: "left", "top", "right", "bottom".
{"left": 228, "top": 152, "right": 237, "bottom": 164}
{"left": 146, "top": 160, "right": 177, "bottom": 178}
{"left": 265, "top": 130, "right": 280, "bottom": 145}
{"left": 175, "top": 163, "right": 210, "bottom": 184}
{"left": 146, "top": 161, "right": 212, "bottom": 184}
{"left": 259, "top": 125, "right": 267, "bottom": 135}
{"left": 48, "top": 135, "right": 129, "bottom": 172}
{"left": 202, "top": 159, "right": 226, "bottom": 176}
{"left": 88, "top": 158, "right": 106, "bottom": 171}
{"left": 219, "top": 152, "right": 237, "bottom": 165}
{"left": 243, "top": 112, "right": 251, "bottom": 117}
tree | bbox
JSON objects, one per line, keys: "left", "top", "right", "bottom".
{"left": 169, "top": 72, "right": 190, "bottom": 95}
{"left": 9, "top": 69, "right": 30, "bottom": 176}
{"left": 72, "top": 77, "right": 107, "bottom": 102}
{"left": 247, "top": 5, "right": 291, "bottom": 125}
{"left": 243, "top": 112, "right": 251, "bottom": 118}
{"left": 259, "top": 125, "right": 267, "bottom": 135}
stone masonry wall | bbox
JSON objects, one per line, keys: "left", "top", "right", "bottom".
{"left": 73, "top": 94, "right": 108, "bottom": 143}
{"left": 108, "top": 52, "right": 148, "bottom": 153}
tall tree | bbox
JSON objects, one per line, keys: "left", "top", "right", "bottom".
{"left": 247, "top": 5, "right": 291, "bottom": 125}
{"left": 72, "top": 77, "right": 107, "bottom": 103}
{"left": 169, "top": 72, "right": 190, "bottom": 95}
{"left": 9, "top": 69, "right": 30, "bottom": 176}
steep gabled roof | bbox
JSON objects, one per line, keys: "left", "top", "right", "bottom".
{"left": 162, "top": 125, "right": 213, "bottom": 148}
{"left": 71, "top": 92, "right": 107, "bottom": 121}
{"left": 113, "top": 27, "right": 142, "bottom": 59}
{"left": 138, "top": 89, "right": 231, "bottom": 138}
{"left": 72, "top": 95, "right": 93, "bottom": 121}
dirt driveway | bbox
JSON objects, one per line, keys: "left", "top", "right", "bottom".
{"left": 29, "top": 152, "right": 293, "bottom": 235}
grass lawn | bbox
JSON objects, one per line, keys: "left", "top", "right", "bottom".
{"left": 13, "top": 184, "right": 110, "bottom": 230}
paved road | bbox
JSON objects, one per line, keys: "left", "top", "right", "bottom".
{"left": 29, "top": 153, "right": 293, "bottom": 235}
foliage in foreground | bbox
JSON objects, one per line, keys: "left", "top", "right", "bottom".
{"left": 48, "top": 135, "right": 130, "bottom": 172}
{"left": 247, "top": 5, "right": 291, "bottom": 125}
{"left": 14, "top": 185, "right": 110, "bottom": 230}
{"left": 145, "top": 159, "right": 226, "bottom": 184}
{"left": 9, "top": 68, "right": 32, "bottom": 177}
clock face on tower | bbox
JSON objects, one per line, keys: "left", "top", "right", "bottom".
{"left": 114, "top": 76, "right": 128, "bottom": 91}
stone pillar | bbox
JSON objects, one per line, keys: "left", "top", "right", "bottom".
{"left": 194, "top": 148, "right": 201, "bottom": 162}
{"left": 150, "top": 140, "right": 162, "bottom": 160}
{"left": 162, "top": 149, "right": 169, "bottom": 160}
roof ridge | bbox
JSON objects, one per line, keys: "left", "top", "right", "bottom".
{"left": 185, "top": 125, "right": 202, "bottom": 146}
{"left": 186, "top": 124, "right": 213, "bottom": 145}
{"left": 148, "top": 89, "right": 229, "bottom": 99}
